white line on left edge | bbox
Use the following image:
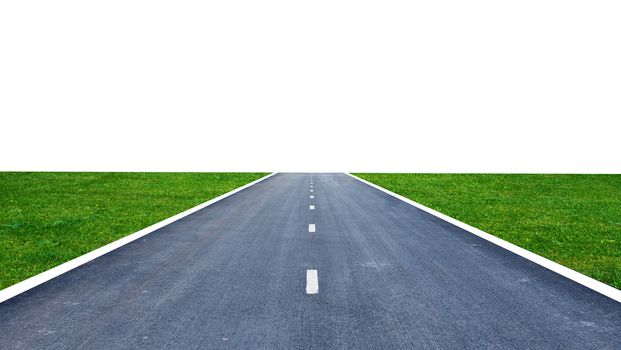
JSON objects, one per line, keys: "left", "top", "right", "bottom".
{"left": 308, "top": 224, "right": 316, "bottom": 233}
{"left": 0, "top": 173, "right": 278, "bottom": 304}
{"left": 306, "top": 270, "right": 318, "bottom": 294}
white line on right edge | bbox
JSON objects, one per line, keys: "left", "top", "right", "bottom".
{"left": 345, "top": 172, "right": 621, "bottom": 303}
{"left": 306, "top": 269, "right": 318, "bottom": 294}
{"left": 308, "top": 224, "right": 316, "bottom": 233}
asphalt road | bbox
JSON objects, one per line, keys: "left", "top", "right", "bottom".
{"left": 1, "top": 173, "right": 619, "bottom": 349}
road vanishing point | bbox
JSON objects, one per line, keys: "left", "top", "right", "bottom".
{"left": 1, "top": 173, "right": 619, "bottom": 349}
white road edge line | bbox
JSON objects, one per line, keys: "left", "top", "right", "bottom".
{"left": 0, "top": 172, "right": 278, "bottom": 304}
{"left": 308, "top": 224, "right": 316, "bottom": 233}
{"left": 306, "top": 269, "right": 318, "bottom": 294}
{"left": 345, "top": 172, "right": 621, "bottom": 303}
{"left": 309, "top": 205, "right": 315, "bottom": 210}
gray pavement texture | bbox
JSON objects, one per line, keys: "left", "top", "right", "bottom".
{"left": 0, "top": 173, "right": 620, "bottom": 349}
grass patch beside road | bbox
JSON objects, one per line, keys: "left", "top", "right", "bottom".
{"left": 0, "top": 172, "right": 267, "bottom": 290}
{"left": 354, "top": 173, "right": 621, "bottom": 289}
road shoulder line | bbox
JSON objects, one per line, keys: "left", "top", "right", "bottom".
{"left": 345, "top": 172, "right": 621, "bottom": 303}
{"left": 0, "top": 172, "right": 277, "bottom": 304}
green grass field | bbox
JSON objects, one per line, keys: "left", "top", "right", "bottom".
{"left": 0, "top": 172, "right": 267, "bottom": 290}
{"left": 355, "top": 174, "right": 621, "bottom": 289}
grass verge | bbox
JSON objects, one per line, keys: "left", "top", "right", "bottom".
{"left": 354, "top": 173, "right": 621, "bottom": 289}
{"left": 0, "top": 172, "right": 267, "bottom": 290}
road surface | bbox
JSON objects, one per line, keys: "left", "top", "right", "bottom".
{"left": 1, "top": 173, "right": 619, "bottom": 349}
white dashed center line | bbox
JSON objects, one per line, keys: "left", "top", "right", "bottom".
{"left": 310, "top": 195, "right": 314, "bottom": 199}
{"left": 308, "top": 224, "right": 316, "bottom": 233}
{"left": 309, "top": 205, "right": 315, "bottom": 210}
{"left": 306, "top": 270, "right": 318, "bottom": 294}
{"left": 310, "top": 189, "right": 314, "bottom": 192}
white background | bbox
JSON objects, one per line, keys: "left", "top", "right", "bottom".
{"left": 1, "top": 1, "right": 620, "bottom": 173}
